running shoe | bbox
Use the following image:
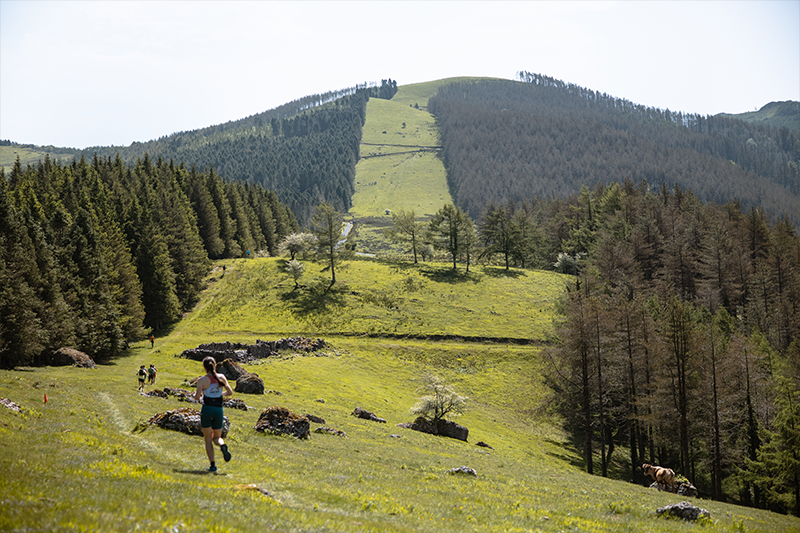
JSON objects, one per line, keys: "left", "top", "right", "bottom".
{"left": 206, "top": 465, "right": 217, "bottom": 472}
{"left": 221, "top": 444, "right": 231, "bottom": 462}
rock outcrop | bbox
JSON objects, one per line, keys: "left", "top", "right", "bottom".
{"left": 314, "top": 426, "right": 347, "bottom": 437}
{"left": 52, "top": 347, "right": 97, "bottom": 369}
{"left": 254, "top": 406, "right": 310, "bottom": 439}
{"left": 352, "top": 407, "right": 386, "bottom": 423}
{"left": 656, "top": 501, "right": 709, "bottom": 521}
{"left": 178, "top": 337, "right": 329, "bottom": 363}
{"left": 397, "top": 416, "right": 437, "bottom": 435}
{"left": 235, "top": 373, "right": 265, "bottom": 395}
{"left": 217, "top": 359, "right": 248, "bottom": 381}
{"left": 397, "top": 416, "right": 469, "bottom": 441}
{"left": 148, "top": 408, "right": 229, "bottom": 437}
{"left": 1, "top": 398, "right": 22, "bottom": 412}
{"left": 436, "top": 419, "right": 469, "bottom": 441}
{"left": 141, "top": 387, "right": 249, "bottom": 410}
{"left": 446, "top": 466, "right": 477, "bottom": 476}
{"left": 648, "top": 480, "right": 698, "bottom": 497}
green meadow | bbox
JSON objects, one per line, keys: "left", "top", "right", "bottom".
{"left": 352, "top": 91, "right": 451, "bottom": 224}
{"left": 2, "top": 258, "right": 798, "bottom": 532}
{"left": 0, "top": 145, "right": 76, "bottom": 172}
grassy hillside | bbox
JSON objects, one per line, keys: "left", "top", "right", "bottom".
{"left": 351, "top": 98, "right": 449, "bottom": 221}
{"left": 717, "top": 100, "right": 800, "bottom": 130}
{"left": 2, "top": 258, "right": 798, "bottom": 532}
{"left": 179, "top": 258, "right": 567, "bottom": 341}
{"left": 351, "top": 79, "right": 500, "bottom": 255}
{"left": 0, "top": 145, "right": 77, "bottom": 172}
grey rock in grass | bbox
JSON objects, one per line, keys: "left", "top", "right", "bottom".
{"left": 655, "top": 501, "right": 709, "bottom": 521}
{"left": 305, "top": 413, "right": 326, "bottom": 424}
{"left": 144, "top": 387, "right": 248, "bottom": 411}
{"left": 1, "top": 398, "right": 22, "bottom": 412}
{"left": 476, "top": 441, "right": 494, "bottom": 449}
{"left": 436, "top": 419, "right": 469, "bottom": 441}
{"left": 352, "top": 407, "right": 386, "bottom": 423}
{"left": 446, "top": 466, "right": 477, "bottom": 477}
{"left": 397, "top": 416, "right": 469, "bottom": 442}
{"left": 314, "top": 426, "right": 347, "bottom": 437}
{"left": 648, "top": 480, "right": 698, "bottom": 497}
{"left": 396, "top": 416, "right": 437, "bottom": 435}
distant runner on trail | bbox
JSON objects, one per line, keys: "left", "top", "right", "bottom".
{"left": 137, "top": 365, "right": 147, "bottom": 391}
{"left": 148, "top": 364, "right": 157, "bottom": 384}
{"left": 150, "top": 335, "right": 155, "bottom": 348}
{"left": 193, "top": 356, "right": 233, "bottom": 472}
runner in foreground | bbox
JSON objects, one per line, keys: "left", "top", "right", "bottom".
{"left": 193, "top": 356, "right": 233, "bottom": 472}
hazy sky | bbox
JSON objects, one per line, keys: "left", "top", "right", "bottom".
{"left": 1, "top": 1, "right": 798, "bottom": 149}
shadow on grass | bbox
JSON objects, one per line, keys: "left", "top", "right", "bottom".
{"left": 482, "top": 266, "right": 526, "bottom": 279}
{"left": 279, "top": 278, "right": 348, "bottom": 318}
{"left": 418, "top": 265, "right": 481, "bottom": 285}
{"left": 544, "top": 437, "right": 585, "bottom": 470}
{"left": 173, "top": 468, "right": 229, "bottom": 476}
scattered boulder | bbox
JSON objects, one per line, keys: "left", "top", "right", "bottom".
{"left": 148, "top": 408, "right": 229, "bottom": 437}
{"left": 476, "top": 441, "right": 494, "bottom": 450}
{"left": 222, "top": 398, "right": 249, "bottom": 411}
{"left": 52, "top": 347, "right": 97, "bottom": 369}
{"left": 141, "top": 387, "right": 248, "bottom": 410}
{"left": 314, "top": 426, "right": 347, "bottom": 437}
{"left": 235, "top": 373, "right": 265, "bottom": 395}
{"left": 141, "top": 389, "right": 170, "bottom": 399}
{"left": 397, "top": 417, "right": 468, "bottom": 441}
{"left": 352, "top": 407, "right": 386, "bottom": 423}
{"left": 164, "top": 387, "right": 198, "bottom": 402}
{"left": 675, "top": 480, "right": 699, "bottom": 497}
{"left": 1, "top": 398, "right": 22, "bottom": 412}
{"left": 446, "top": 466, "right": 477, "bottom": 477}
{"left": 436, "top": 419, "right": 469, "bottom": 442}
{"left": 656, "top": 501, "right": 710, "bottom": 521}
{"left": 305, "top": 413, "right": 326, "bottom": 424}
{"left": 397, "top": 416, "right": 437, "bottom": 435}
{"left": 315, "top": 398, "right": 325, "bottom": 403}
{"left": 254, "top": 406, "right": 310, "bottom": 439}
{"left": 217, "top": 359, "right": 248, "bottom": 381}
{"left": 647, "top": 480, "right": 698, "bottom": 497}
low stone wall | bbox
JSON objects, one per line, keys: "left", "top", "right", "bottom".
{"left": 178, "top": 337, "right": 329, "bottom": 363}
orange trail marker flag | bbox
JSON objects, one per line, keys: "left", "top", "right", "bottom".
{"left": 44, "top": 394, "right": 48, "bottom": 404}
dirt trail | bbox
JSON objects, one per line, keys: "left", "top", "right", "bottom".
{"left": 98, "top": 390, "right": 191, "bottom": 468}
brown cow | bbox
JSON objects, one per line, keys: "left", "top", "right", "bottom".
{"left": 642, "top": 463, "right": 675, "bottom": 492}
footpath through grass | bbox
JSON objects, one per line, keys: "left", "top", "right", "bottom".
{"left": 2, "top": 258, "right": 798, "bottom": 532}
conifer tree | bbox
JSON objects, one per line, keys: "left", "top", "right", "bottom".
{"left": 185, "top": 166, "right": 225, "bottom": 259}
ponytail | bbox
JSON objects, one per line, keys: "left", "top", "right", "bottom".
{"left": 202, "top": 356, "right": 221, "bottom": 382}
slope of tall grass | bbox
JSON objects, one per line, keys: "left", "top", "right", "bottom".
{"left": 2, "top": 259, "right": 797, "bottom": 532}
{"left": 0, "top": 145, "right": 77, "bottom": 171}
{"left": 352, "top": 97, "right": 451, "bottom": 223}
{"left": 180, "top": 258, "right": 567, "bottom": 341}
